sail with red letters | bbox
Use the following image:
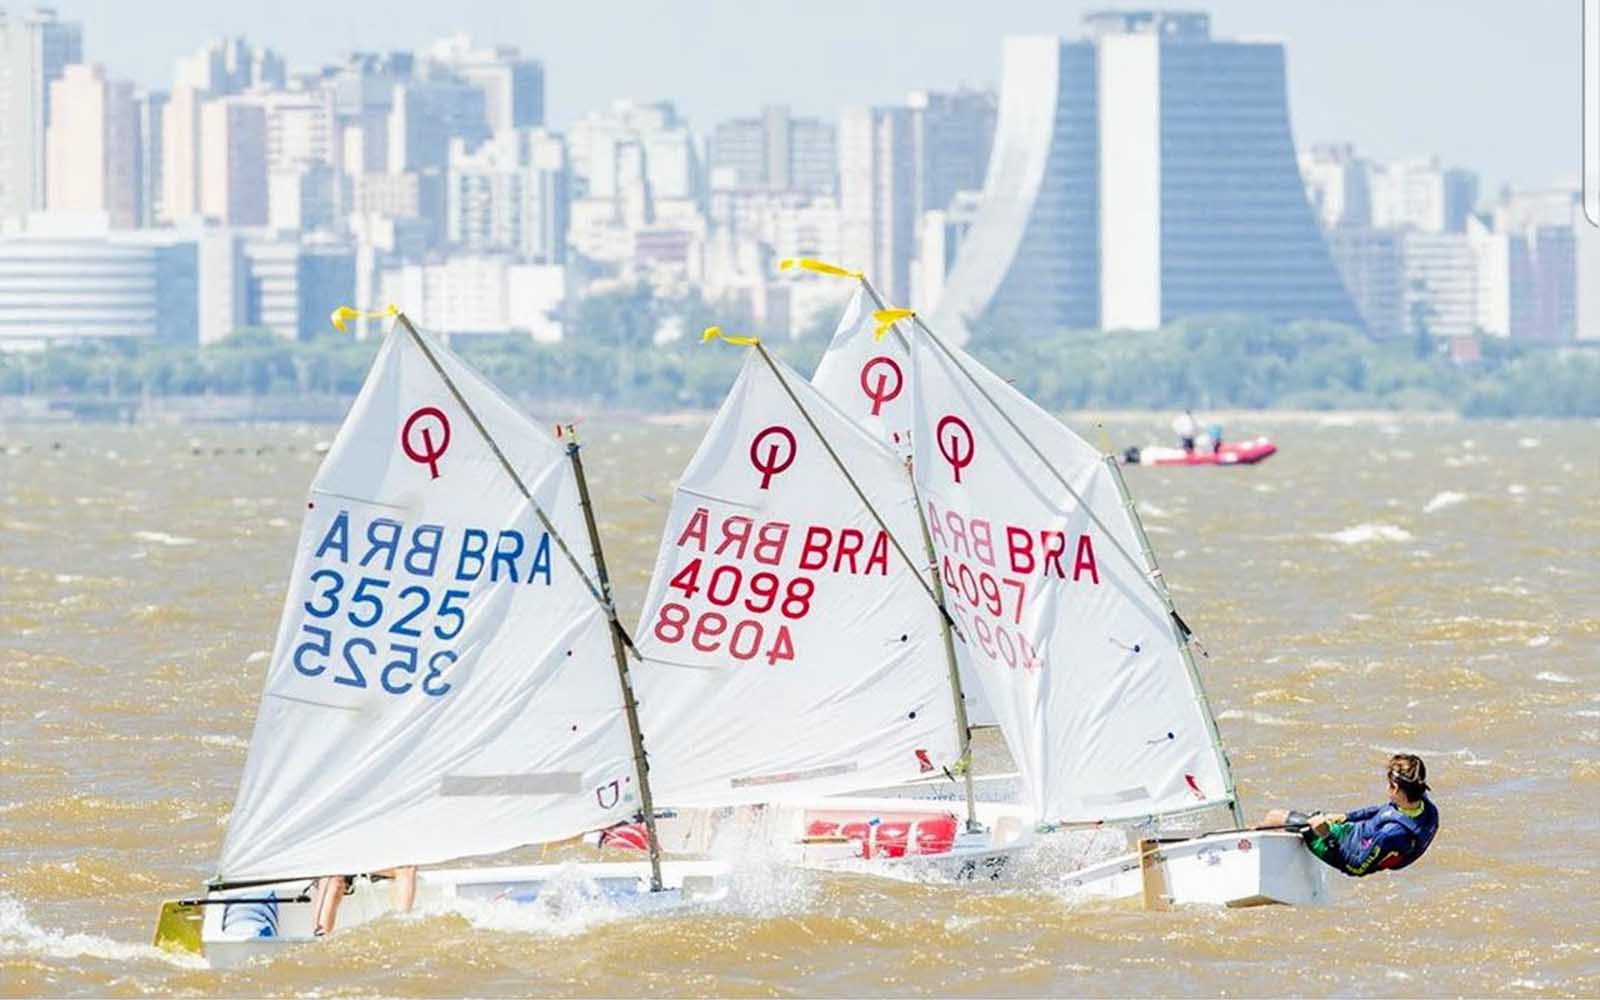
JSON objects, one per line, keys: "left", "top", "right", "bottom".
{"left": 632, "top": 349, "right": 960, "bottom": 807}
{"left": 906, "top": 328, "right": 1237, "bottom": 826}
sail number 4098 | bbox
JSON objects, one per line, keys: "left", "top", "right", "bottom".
{"left": 651, "top": 558, "right": 807, "bottom": 665}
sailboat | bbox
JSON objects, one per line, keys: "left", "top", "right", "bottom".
{"left": 154, "top": 308, "right": 728, "bottom": 964}
{"left": 616, "top": 262, "right": 1329, "bottom": 906}
{"left": 609, "top": 334, "right": 1030, "bottom": 873}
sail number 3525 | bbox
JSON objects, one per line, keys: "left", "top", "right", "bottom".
{"left": 292, "top": 567, "right": 462, "bottom": 697}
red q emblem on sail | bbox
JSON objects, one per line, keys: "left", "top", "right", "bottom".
{"left": 749, "top": 425, "right": 797, "bottom": 490}
{"left": 936, "top": 415, "right": 975, "bottom": 484}
{"left": 858, "top": 356, "right": 904, "bottom": 417}
{"left": 401, "top": 406, "right": 451, "bottom": 479}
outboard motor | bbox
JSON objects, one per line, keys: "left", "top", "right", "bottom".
{"left": 1122, "top": 446, "right": 1142, "bottom": 465}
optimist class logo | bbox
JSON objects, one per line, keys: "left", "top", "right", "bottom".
{"left": 401, "top": 406, "right": 452, "bottom": 479}
{"left": 749, "top": 425, "right": 797, "bottom": 489}
{"left": 858, "top": 356, "right": 904, "bottom": 417}
{"left": 936, "top": 415, "right": 974, "bottom": 483}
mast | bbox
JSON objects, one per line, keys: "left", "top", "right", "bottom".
{"left": 905, "top": 460, "right": 981, "bottom": 831}
{"left": 564, "top": 425, "right": 665, "bottom": 892}
{"left": 1103, "top": 454, "right": 1244, "bottom": 827}
{"left": 855, "top": 277, "right": 982, "bottom": 833}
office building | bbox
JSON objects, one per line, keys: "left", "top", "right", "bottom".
{"left": 45, "top": 64, "right": 141, "bottom": 228}
{"left": 907, "top": 88, "right": 996, "bottom": 222}
{"left": 0, "top": 216, "right": 196, "bottom": 347}
{"left": 0, "top": 6, "right": 82, "bottom": 223}
{"left": 934, "top": 11, "right": 1358, "bottom": 338}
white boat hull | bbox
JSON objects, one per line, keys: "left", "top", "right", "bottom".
{"left": 185, "top": 860, "right": 729, "bottom": 967}
{"left": 1058, "top": 830, "right": 1331, "bottom": 907}
{"left": 621, "top": 795, "right": 1329, "bottom": 907}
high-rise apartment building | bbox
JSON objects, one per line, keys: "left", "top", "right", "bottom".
{"left": 1300, "top": 143, "right": 1374, "bottom": 230}
{"left": 710, "top": 106, "right": 836, "bottom": 194}
{"left": 136, "top": 90, "right": 166, "bottom": 226}
{"left": 427, "top": 34, "right": 543, "bottom": 133}
{"left": 160, "top": 85, "right": 205, "bottom": 224}
{"left": 1370, "top": 157, "right": 1478, "bottom": 234}
{"left": 200, "top": 97, "right": 269, "bottom": 226}
{"left": 387, "top": 77, "right": 490, "bottom": 173}
{"left": 838, "top": 105, "right": 915, "bottom": 304}
{"left": 446, "top": 129, "right": 568, "bottom": 263}
{"left": 173, "top": 37, "right": 285, "bottom": 95}
{"left": 45, "top": 64, "right": 141, "bottom": 227}
{"left": 934, "top": 11, "right": 1358, "bottom": 338}
{"left": 0, "top": 6, "right": 82, "bottom": 223}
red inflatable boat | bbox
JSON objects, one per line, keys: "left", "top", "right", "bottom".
{"left": 1123, "top": 436, "right": 1277, "bottom": 467}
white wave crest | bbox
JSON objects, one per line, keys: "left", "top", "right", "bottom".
{"left": 1216, "top": 709, "right": 1296, "bottom": 728}
{"left": 1320, "top": 523, "right": 1414, "bottom": 545}
{"left": 1422, "top": 491, "right": 1466, "bottom": 514}
{"left": 1535, "top": 671, "right": 1576, "bottom": 685}
{"left": 132, "top": 530, "right": 195, "bottom": 547}
{"left": 0, "top": 892, "right": 204, "bottom": 968}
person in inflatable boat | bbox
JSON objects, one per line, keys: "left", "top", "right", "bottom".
{"left": 1261, "top": 753, "right": 1438, "bottom": 876}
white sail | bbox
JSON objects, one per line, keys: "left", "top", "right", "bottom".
{"left": 633, "top": 350, "right": 960, "bottom": 807}
{"left": 218, "top": 324, "right": 639, "bottom": 881}
{"left": 809, "top": 286, "right": 915, "bottom": 456}
{"left": 907, "top": 332, "right": 1233, "bottom": 825}
{"left": 809, "top": 285, "right": 997, "bottom": 730}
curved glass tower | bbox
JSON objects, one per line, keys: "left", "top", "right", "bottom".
{"left": 934, "top": 11, "right": 1360, "bottom": 340}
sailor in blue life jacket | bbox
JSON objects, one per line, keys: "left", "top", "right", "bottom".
{"left": 1260, "top": 754, "right": 1439, "bottom": 876}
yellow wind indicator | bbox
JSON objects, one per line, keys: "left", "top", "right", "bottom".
{"left": 329, "top": 304, "right": 399, "bottom": 333}
{"left": 778, "top": 257, "right": 863, "bottom": 280}
{"left": 871, "top": 308, "right": 916, "bottom": 342}
{"left": 701, "top": 326, "right": 761, "bottom": 347}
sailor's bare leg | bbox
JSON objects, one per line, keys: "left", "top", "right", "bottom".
{"left": 312, "top": 875, "right": 347, "bottom": 936}
{"left": 377, "top": 866, "right": 417, "bottom": 912}
{"left": 1260, "top": 808, "right": 1291, "bottom": 827}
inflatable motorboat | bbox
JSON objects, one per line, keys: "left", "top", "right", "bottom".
{"left": 1123, "top": 436, "right": 1277, "bottom": 467}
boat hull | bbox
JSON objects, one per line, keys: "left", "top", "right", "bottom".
{"left": 608, "top": 798, "right": 1329, "bottom": 907}
{"left": 181, "top": 860, "right": 729, "bottom": 967}
{"left": 1059, "top": 830, "right": 1330, "bottom": 907}
{"left": 1126, "top": 437, "right": 1277, "bottom": 466}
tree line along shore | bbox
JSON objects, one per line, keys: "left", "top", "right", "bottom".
{"left": 2, "top": 288, "right": 1596, "bottom": 419}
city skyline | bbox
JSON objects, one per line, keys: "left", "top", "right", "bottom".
{"left": 49, "top": 0, "right": 1584, "bottom": 194}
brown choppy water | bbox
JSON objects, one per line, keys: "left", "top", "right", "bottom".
{"left": 2, "top": 414, "right": 1597, "bottom": 997}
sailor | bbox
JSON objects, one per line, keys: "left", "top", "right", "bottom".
{"left": 1262, "top": 754, "right": 1439, "bottom": 877}
{"left": 311, "top": 865, "right": 417, "bottom": 936}
{"left": 1171, "top": 410, "right": 1200, "bottom": 454}
{"left": 1207, "top": 423, "right": 1224, "bottom": 455}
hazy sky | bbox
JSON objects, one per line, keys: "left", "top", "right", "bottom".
{"left": 57, "top": 0, "right": 1581, "bottom": 193}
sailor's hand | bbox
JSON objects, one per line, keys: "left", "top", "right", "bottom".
{"left": 1308, "top": 813, "right": 1337, "bottom": 836}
